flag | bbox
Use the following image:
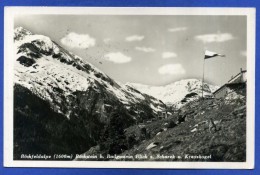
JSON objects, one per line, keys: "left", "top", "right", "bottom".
{"left": 204, "top": 50, "right": 225, "bottom": 59}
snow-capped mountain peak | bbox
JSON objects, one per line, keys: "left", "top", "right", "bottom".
{"left": 14, "top": 26, "right": 33, "bottom": 41}
{"left": 128, "top": 79, "right": 219, "bottom": 108}
{"left": 14, "top": 27, "right": 166, "bottom": 119}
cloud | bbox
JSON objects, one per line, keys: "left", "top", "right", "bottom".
{"left": 125, "top": 35, "right": 144, "bottom": 42}
{"left": 168, "top": 27, "right": 187, "bottom": 32}
{"left": 135, "top": 47, "right": 155, "bottom": 52}
{"left": 195, "top": 33, "right": 234, "bottom": 43}
{"left": 240, "top": 50, "right": 247, "bottom": 57}
{"left": 162, "top": 52, "right": 177, "bottom": 59}
{"left": 158, "top": 64, "right": 186, "bottom": 75}
{"left": 60, "top": 32, "right": 95, "bottom": 49}
{"left": 104, "top": 52, "right": 132, "bottom": 64}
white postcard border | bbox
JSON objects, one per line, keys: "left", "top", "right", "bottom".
{"left": 4, "top": 7, "right": 255, "bottom": 169}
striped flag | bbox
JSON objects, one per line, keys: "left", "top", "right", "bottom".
{"left": 204, "top": 50, "right": 225, "bottom": 59}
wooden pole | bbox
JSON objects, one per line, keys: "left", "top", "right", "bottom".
{"left": 202, "top": 56, "right": 205, "bottom": 99}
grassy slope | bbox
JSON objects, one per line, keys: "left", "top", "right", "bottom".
{"left": 122, "top": 97, "right": 246, "bottom": 162}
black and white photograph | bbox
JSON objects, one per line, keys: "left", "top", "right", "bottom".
{"left": 4, "top": 7, "right": 255, "bottom": 168}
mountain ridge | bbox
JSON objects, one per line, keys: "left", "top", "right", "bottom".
{"left": 13, "top": 27, "right": 167, "bottom": 158}
{"left": 127, "top": 79, "right": 219, "bottom": 108}
{"left": 14, "top": 27, "right": 166, "bottom": 117}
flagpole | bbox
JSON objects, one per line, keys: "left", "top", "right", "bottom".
{"left": 202, "top": 55, "right": 205, "bottom": 99}
{"left": 201, "top": 50, "right": 225, "bottom": 100}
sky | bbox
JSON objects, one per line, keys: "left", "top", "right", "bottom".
{"left": 14, "top": 15, "right": 247, "bottom": 86}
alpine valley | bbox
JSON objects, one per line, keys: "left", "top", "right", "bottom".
{"left": 13, "top": 27, "right": 246, "bottom": 162}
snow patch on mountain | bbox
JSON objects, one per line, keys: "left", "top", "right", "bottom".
{"left": 208, "top": 85, "right": 220, "bottom": 93}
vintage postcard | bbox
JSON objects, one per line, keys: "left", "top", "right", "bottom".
{"left": 4, "top": 7, "right": 255, "bottom": 169}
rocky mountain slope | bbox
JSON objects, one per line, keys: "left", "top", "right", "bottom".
{"left": 79, "top": 91, "right": 246, "bottom": 162}
{"left": 128, "top": 79, "right": 219, "bottom": 108}
{"left": 121, "top": 96, "right": 246, "bottom": 162}
{"left": 13, "top": 27, "right": 166, "bottom": 159}
{"left": 14, "top": 27, "right": 166, "bottom": 117}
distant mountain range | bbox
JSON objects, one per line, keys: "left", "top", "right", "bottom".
{"left": 127, "top": 79, "right": 219, "bottom": 108}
